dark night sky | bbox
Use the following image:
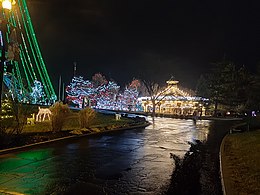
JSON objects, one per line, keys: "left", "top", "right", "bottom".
{"left": 27, "top": 0, "right": 260, "bottom": 91}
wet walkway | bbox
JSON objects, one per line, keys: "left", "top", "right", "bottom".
{"left": 0, "top": 118, "right": 211, "bottom": 194}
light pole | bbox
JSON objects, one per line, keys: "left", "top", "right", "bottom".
{"left": 0, "top": 0, "right": 15, "bottom": 109}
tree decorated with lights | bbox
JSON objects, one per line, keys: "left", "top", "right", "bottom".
{"left": 31, "top": 80, "right": 44, "bottom": 104}
{"left": 122, "top": 79, "right": 141, "bottom": 111}
{"left": 66, "top": 73, "right": 121, "bottom": 109}
{"left": 66, "top": 76, "right": 94, "bottom": 107}
{"left": 66, "top": 74, "right": 144, "bottom": 111}
{"left": 95, "top": 80, "right": 120, "bottom": 109}
{"left": 91, "top": 73, "right": 121, "bottom": 109}
{"left": 92, "top": 73, "right": 108, "bottom": 87}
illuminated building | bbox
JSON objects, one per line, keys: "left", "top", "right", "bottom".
{"left": 138, "top": 78, "right": 208, "bottom": 116}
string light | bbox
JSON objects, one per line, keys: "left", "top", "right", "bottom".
{"left": 1, "top": 0, "right": 56, "bottom": 104}
{"left": 66, "top": 76, "right": 142, "bottom": 111}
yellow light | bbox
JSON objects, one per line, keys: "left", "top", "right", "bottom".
{"left": 2, "top": 0, "right": 12, "bottom": 10}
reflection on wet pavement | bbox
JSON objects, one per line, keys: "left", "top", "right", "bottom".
{"left": 0, "top": 117, "right": 211, "bottom": 194}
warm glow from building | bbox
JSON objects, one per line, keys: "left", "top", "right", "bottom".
{"left": 166, "top": 80, "right": 179, "bottom": 85}
{"left": 139, "top": 79, "right": 209, "bottom": 115}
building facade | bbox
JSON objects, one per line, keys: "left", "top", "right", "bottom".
{"left": 138, "top": 79, "right": 208, "bottom": 116}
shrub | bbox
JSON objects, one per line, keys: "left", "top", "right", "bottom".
{"left": 0, "top": 99, "right": 14, "bottom": 135}
{"left": 50, "top": 102, "right": 70, "bottom": 132}
{"left": 0, "top": 99, "right": 30, "bottom": 135}
{"left": 0, "top": 99, "right": 32, "bottom": 148}
{"left": 79, "top": 107, "right": 96, "bottom": 128}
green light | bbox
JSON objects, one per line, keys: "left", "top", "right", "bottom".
{"left": 0, "top": 148, "right": 55, "bottom": 195}
{"left": 0, "top": 0, "right": 57, "bottom": 102}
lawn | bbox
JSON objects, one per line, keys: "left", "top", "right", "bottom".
{"left": 0, "top": 112, "right": 143, "bottom": 150}
{"left": 23, "top": 112, "right": 135, "bottom": 133}
{"left": 221, "top": 130, "right": 260, "bottom": 195}
{"left": 0, "top": 103, "right": 149, "bottom": 150}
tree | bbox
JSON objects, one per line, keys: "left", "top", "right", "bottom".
{"left": 31, "top": 80, "right": 45, "bottom": 104}
{"left": 231, "top": 66, "right": 252, "bottom": 111}
{"left": 66, "top": 76, "right": 94, "bottom": 107}
{"left": 207, "top": 61, "right": 253, "bottom": 115}
{"left": 129, "top": 79, "right": 141, "bottom": 89}
{"left": 206, "top": 62, "right": 234, "bottom": 115}
{"left": 195, "top": 75, "right": 210, "bottom": 98}
{"left": 96, "top": 81, "right": 120, "bottom": 109}
{"left": 246, "top": 64, "right": 260, "bottom": 110}
{"left": 92, "top": 73, "right": 107, "bottom": 88}
{"left": 0, "top": 98, "right": 30, "bottom": 137}
{"left": 142, "top": 79, "right": 168, "bottom": 117}
{"left": 123, "top": 79, "right": 141, "bottom": 111}
{"left": 66, "top": 74, "right": 141, "bottom": 111}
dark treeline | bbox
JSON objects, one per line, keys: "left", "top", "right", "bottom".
{"left": 196, "top": 60, "right": 260, "bottom": 115}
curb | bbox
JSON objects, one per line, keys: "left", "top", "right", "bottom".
{"left": 0, "top": 122, "right": 150, "bottom": 156}
{"left": 0, "top": 135, "right": 77, "bottom": 156}
{"left": 219, "top": 133, "right": 228, "bottom": 195}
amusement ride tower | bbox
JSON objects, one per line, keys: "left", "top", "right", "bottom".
{"left": 0, "top": 0, "right": 56, "bottom": 106}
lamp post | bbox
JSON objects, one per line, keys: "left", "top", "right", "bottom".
{"left": 0, "top": 0, "right": 15, "bottom": 109}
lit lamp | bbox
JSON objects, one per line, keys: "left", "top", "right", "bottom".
{"left": 2, "top": 0, "right": 12, "bottom": 10}
{"left": 0, "top": 0, "right": 15, "bottom": 109}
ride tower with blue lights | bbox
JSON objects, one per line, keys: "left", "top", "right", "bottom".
{"left": 0, "top": 0, "right": 56, "bottom": 105}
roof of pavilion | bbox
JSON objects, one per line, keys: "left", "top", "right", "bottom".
{"left": 138, "top": 79, "right": 209, "bottom": 102}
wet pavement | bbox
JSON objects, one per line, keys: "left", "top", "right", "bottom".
{"left": 0, "top": 117, "right": 211, "bottom": 195}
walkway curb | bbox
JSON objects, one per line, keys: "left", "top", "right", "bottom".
{"left": 0, "top": 122, "right": 150, "bottom": 156}
{"left": 219, "top": 133, "right": 228, "bottom": 195}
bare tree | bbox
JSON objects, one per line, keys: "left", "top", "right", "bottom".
{"left": 142, "top": 79, "right": 171, "bottom": 117}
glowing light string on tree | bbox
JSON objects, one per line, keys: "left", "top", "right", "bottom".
{"left": 66, "top": 75, "right": 142, "bottom": 111}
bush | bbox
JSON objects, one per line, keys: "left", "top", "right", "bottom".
{"left": 79, "top": 107, "right": 96, "bottom": 128}
{"left": 0, "top": 99, "right": 30, "bottom": 135}
{"left": 50, "top": 102, "right": 70, "bottom": 132}
{"left": 0, "top": 99, "right": 32, "bottom": 148}
{"left": 167, "top": 140, "right": 204, "bottom": 195}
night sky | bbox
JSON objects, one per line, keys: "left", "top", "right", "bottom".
{"left": 27, "top": 0, "right": 260, "bottom": 91}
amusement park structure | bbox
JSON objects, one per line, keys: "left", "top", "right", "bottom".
{"left": 0, "top": 0, "right": 56, "bottom": 106}
{"left": 138, "top": 78, "right": 209, "bottom": 115}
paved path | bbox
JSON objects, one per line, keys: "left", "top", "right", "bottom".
{"left": 0, "top": 118, "right": 220, "bottom": 195}
{"left": 165, "top": 119, "right": 238, "bottom": 195}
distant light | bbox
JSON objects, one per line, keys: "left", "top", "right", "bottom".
{"left": 2, "top": 0, "right": 12, "bottom": 10}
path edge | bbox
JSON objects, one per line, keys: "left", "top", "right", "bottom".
{"left": 219, "top": 133, "right": 228, "bottom": 195}
{"left": 0, "top": 122, "right": 150, "bottom": 155}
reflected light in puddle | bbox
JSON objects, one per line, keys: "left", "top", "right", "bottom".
{"left": 0, "top": 148, "right": 56, "bottom": 195}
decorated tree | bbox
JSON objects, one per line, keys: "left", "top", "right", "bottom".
{"left": 96, "top": 81, "right": 120, "bottom": 109}
{"left": 66, "top": 74, "right": 141, "bottom": 111}
{"left": 92, "top": 73, "right": 107, "bottom": 88}
{"left": 66, "top": 76, "right": 94, "bottom": 108}
{"left": 129, "top": 79, "right": 141, "bottom": 89}
{"left": 122, "top": 79, "right": 141, "bottom": 111}
{"left": 31, "top": 80, "right": 45, "bottom": 104}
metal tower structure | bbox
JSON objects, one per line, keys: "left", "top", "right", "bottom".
{"left": 0, "top": 0, "right": 56, "bottom": 105}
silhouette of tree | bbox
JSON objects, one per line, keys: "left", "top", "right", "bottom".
{"left": 207, "top": 61, "right": 253, "bottom": 115}
{"left": 196, "top": 74, "right": 210, "bottom": 98}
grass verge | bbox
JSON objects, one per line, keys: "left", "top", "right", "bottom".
{"left": 221, "top": 130, "right": 260, "bottom": 195}
{"left": 0, "top": 112, "right": 147, "bottom": 150}
{"left": 23, "top": 112, "right": 135, "bottom": 133}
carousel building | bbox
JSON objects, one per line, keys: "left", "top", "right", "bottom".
{"left": 138, "top": 79, "right": 208, "bottom": 116}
